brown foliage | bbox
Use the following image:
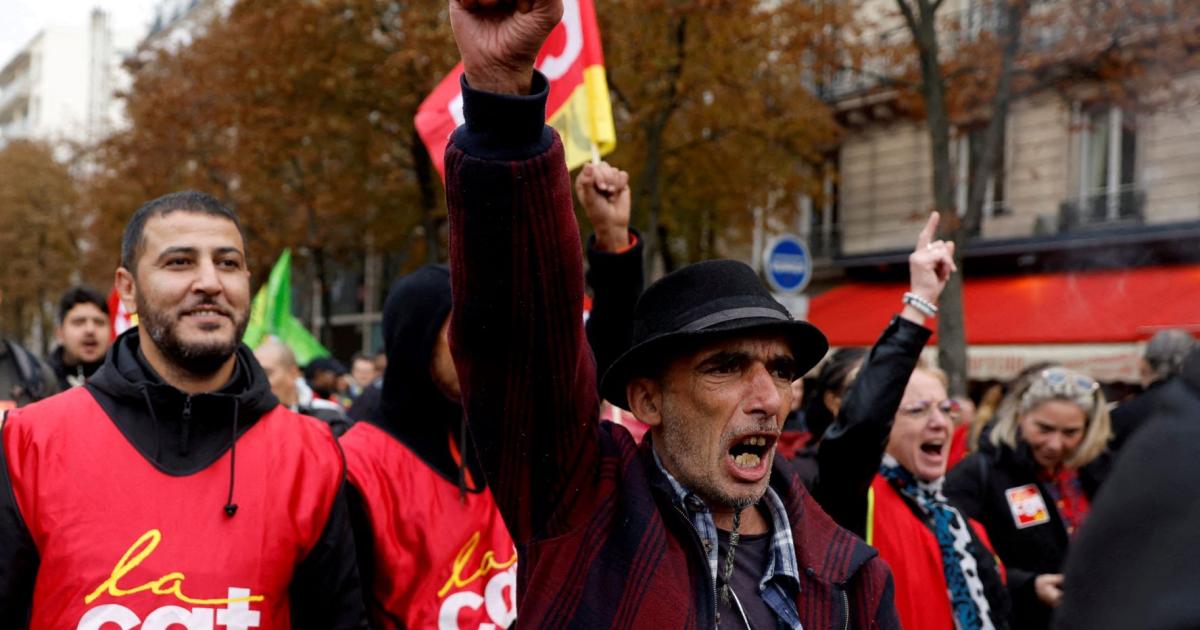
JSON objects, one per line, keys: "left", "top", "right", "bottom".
{"left": 0, "top": 141, "right": 81, "bottom": 349}
{"left": 84, "top": 0, "right": 459, "bottom": 310}
{"left": 596, "top": 0, "right": 847, "bottom": 270}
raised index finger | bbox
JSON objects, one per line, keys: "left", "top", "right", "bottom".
{"left": 916, "top": 211, "right": 940, "bottom": 249}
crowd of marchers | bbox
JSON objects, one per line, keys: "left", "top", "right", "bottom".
{"left": 1, "top": 1, "right": 1199, "bottom": 629}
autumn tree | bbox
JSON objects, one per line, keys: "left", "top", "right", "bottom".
{"left": 0, "top": 141, "right": 83, "bottom": 353}
{"left": 596, "top": 0, "right": 851, "bottom": 274}
{"left": 85, "top": 0, "right": 458, "bottom": 344}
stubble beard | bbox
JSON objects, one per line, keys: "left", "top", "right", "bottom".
{"left": 658, "top": 394, "right": 770, "bottom": 511}
{"left": 138, "top": 295, "right": 249, "bottom": 377}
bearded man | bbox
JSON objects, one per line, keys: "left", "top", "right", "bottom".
{"left": 444, "top": 1, "right": 898, "bottom": 627}
{"left": 0, "top": 191, "right": 367, "bottom": 628}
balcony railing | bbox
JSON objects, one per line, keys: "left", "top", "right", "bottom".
{"left": 1057, "top": 186, "right": 1145, "bottom": 232}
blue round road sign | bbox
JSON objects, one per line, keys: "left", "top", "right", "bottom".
{"left": 764, "top": 234, "right": 811, "bottom": 294}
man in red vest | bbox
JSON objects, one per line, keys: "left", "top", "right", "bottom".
{"left": 0, "top": 191, "right": 367, "bottom": 628}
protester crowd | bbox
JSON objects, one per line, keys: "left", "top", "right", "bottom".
{"left": 0, "top": 1, "right": 1196, "bottom": 628}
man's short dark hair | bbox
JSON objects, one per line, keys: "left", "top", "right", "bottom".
{"left": 351, "top": 352, "right": 371, "bottom": 366}
{"left": 121, "top": 190, "right": 245, "bottom": 272}
{"left": 58, "top": 286, "right": 109, "bottom": 323}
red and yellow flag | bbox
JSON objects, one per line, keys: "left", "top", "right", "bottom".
{"left": 107, "top": 283, "right": 136, "bottom": 341}
{"left": 415, "top": 0, "right": 616, "bottom": 177}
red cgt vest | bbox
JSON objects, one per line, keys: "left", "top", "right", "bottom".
{"left": 2, "top": 387, "right": 344, "bottom": 630}
{"left": 868, "top": 474, "right": 1002, "bottom": 630}
{"left": 340, "top": 421, "right": 516, "bottom": 630}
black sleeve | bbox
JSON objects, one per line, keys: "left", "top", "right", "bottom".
{"left": 0, "top": 422, "right": 37, "bottom": 629}
{"left": 813, "top": 316, "right": 931, "bottom": 536}
{"left": 290, "top": 481, "right": 370, "bottom": 630}
{"left": 1055, "top": 377, "right": 1200, "bottom": 630}
{"left": 585, "top": 230, "right": 644, "bottom": 387}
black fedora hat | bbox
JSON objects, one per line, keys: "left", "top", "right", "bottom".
{"left": 600, "top": 259, "right": 829, "bottom": 410}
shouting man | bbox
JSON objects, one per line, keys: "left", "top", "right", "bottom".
{"left": 0, "top": 191, "right": 366, "bottom": 628}
{"left": 49, "top": 286, "right": 111, "bottom": 389}
{"left": 444, "top": 1, "right": 898, "bottom": 627}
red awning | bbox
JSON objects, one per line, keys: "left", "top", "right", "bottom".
{"left": 807, "top": 265, "right": 1200, "bottom": 346}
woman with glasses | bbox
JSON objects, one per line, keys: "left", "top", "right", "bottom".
{"left": 945, "top": 367, "right": 1112, "bottom": 630}
{"left": 810, "top": 214, "right": 1011, "bottom": 629}
{"left": 853, "top": 362, "right": 1012, "bottom": 630}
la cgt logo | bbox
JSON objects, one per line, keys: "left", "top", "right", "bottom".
{"left": 76, "top": 529, "right": 263, "bottom": 630}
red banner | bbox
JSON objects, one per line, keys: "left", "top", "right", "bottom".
{"left": 415, "top": 0, "right": 616, "bottom": 177}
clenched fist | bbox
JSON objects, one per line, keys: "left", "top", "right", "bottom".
{"left": 450, "top": 0, "right": 564, "bottom": 95}
{"left": 575, "top": 162, "right": 631, "bottom": 252}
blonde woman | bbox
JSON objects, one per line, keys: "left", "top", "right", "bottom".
{"left": 945, "top": 367, "right": 1112, "bottom": 630}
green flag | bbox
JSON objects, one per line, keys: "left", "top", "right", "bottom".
{"left": 243, "top": 249, "right": 329, "bottom": 365}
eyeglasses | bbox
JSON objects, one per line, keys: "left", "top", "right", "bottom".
{"left": 899, "top": 399, "right": 960, "bottom": 420}
{"left": 1039, "top": 368, "right": 1098, "bottom": 393}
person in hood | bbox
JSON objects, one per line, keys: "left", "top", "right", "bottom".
{"left": 49, "top": 286, "right": 111, "bottom": 389}
{"left": 341, "top": 157, "right": 644, "bottom": 628}
{"left": 0, "top": 190, "right": 367, "bottom": 628}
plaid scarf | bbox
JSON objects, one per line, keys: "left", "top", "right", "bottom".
{"left": 880, "top": 455, "right": 994, "bottom": 630}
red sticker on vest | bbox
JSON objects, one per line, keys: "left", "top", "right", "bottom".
{"left": 1005, "top": 484, "right": 1050, "bottom": 529}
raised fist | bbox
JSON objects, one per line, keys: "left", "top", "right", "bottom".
{"left": 450, "top": 0, "right": 564, "bottom": 95}
{"left": 575, "top": 161, "right": 631, "bottom": 252}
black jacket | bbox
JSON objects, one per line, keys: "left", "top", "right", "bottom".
{"left": 811, "top": 315, "right": 1011, "bottom": 629}
{"left": 0, "top": 330, "right": 367, "bottom": 628}
{"left": 1054, "top": 348, "right": 1200, "bottom": 630}
{"left": 0, "top": 341, "right": 58, "bottom": 408}
{"left": 809, "top": 315, "right": 931, "bottom": 529}
{"left": 48, "top": 345, "right": 104, "bottom": 390}
{"left": 945, "top": 439, "right": 1107, "bottom": 630}
{"left": 1107, "top": 379, "right": 1169, "bottom": 454}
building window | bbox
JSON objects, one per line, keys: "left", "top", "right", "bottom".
{"left": 1079, "top": 104, "right": 1137, "bottom": 220}
{"left": 955, "top": 124, "right": 1007, "bottom": 225}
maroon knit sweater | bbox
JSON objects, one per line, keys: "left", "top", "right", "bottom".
{"left": 446, "top": 74, "right": 899, "bottom": 629}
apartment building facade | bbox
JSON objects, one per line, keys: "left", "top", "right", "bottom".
{"left": 806, "top": 0, "right": 1200, "bottom": 383}
{"left": 0, "top": 9, "right": 135, "bottom": 149}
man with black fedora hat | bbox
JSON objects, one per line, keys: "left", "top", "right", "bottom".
{"left": 444, "top": 0, "right": 899, "bottom": 627}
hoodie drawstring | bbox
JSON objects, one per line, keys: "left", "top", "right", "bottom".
{"left": 224, "top": 398, "right": 240, "bottom": 517}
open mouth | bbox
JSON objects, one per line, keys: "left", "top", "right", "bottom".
{"left": 729, "top": 435, "right": 774, "bottom": 470}
{"left": 920, "top": 440, "right": 945, "bottom": 456}
{"left": 183, "top": 306, "right": 230, "bottom": 319}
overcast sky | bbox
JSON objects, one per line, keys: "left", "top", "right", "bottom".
{"left": 0, "top": 0, "right": 160, "bottom": 65}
